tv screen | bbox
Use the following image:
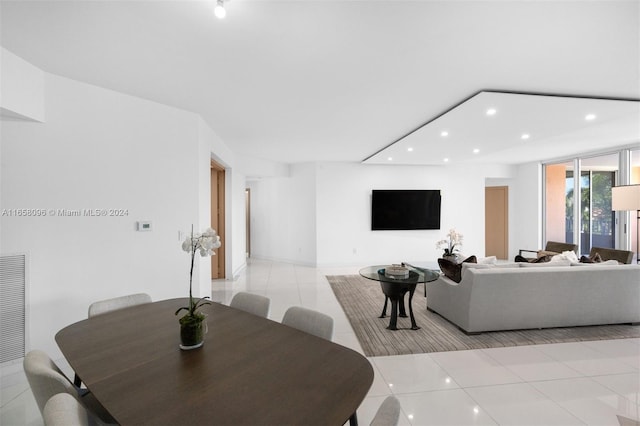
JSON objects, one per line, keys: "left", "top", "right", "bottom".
{"left": 371, "top": 190, "right": 441, "bottom": 230}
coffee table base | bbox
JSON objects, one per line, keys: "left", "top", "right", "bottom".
{"left": 379, "top": 285, "right": 419, "bottom": 330}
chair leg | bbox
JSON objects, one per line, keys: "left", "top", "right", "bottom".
{"left": 349, "top": 412, "right": 358, "bottom": 426}
{"left": 73, "top": 373, "right": 82, "bottom": 387}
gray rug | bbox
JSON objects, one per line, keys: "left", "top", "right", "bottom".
{"left": 327, "top": 274, "right": 640, "bottom": 357}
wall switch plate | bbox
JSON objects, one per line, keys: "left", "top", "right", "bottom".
{"left": 137, "top": 221, "right": 152, "bottom": 231}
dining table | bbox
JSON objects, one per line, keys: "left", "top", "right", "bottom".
{"left": 55, "top": 298, "right": 374, "bottom": 426}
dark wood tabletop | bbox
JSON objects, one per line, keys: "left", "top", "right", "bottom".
{"left": 55, "top": 298, "right": 374, "bottom": 426}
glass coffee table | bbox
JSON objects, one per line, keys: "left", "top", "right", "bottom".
{"left": 359, "top": 264, "right": 440, "bottom": 330}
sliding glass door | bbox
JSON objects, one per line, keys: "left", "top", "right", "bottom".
{"left": 545, "top": 152, "right": 619, "bottom": 255}
{"left": 579, "top": 154, "right": 617, "bottom": 254}
{"left": 629, "top": 149, "right": 640, "bottom": 258}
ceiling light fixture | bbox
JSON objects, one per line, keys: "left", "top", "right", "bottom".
{"left": 473, "top": 148, "right": 480, "bottom": 154}
{"left": 214, "top": 0, "right": 226, "bottom": 19}
{"left": 440, "top": 131, "right": 449, "bottom": 137}
{"left": 486, "top": 108, "right": 497, "bottom": 116}
{"left": 443, "top": 158, "right": 449, "bottom": 163}
{"left": 521, "top": 133, "right": 530, "bottom": 140}
{"left": 387, "top": 157, "right": 393, "bottom": 161}
{"left": 585, "top": 113, "right": 596, "bottom": 121}
{"left": 407, "top": 147, "right": 413, "bottom": 152}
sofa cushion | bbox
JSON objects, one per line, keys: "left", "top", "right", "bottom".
{"left": 438, "top": 256, "right": 477, "bottom": 283}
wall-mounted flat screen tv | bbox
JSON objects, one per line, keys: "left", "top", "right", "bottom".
{"left": 371, "top": 189, "right": 441, "bottom": 230}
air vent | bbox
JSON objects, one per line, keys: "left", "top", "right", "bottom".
{"left": 1, "top": 254, "right": 26, "bottom": 363}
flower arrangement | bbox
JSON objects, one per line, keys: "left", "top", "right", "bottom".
{"left": 175, "top": 226, "right": 221, "bottom": 331}
{"left": 436, "top": 228, "right": 463, "bottom": 257}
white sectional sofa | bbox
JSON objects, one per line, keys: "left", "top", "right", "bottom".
{"left": 426, "top": 263, "right": 640, "bottom": 334}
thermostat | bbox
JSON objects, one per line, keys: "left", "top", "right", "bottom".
{"left": 137, "top": 221, "right": 152, "bottom": 231}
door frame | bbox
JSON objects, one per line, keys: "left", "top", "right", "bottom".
{"left": 211, "top": 160, "right": 226, "bottom": 279}
{"left": 485, "top": 185, "right": 509, "bottom": 259}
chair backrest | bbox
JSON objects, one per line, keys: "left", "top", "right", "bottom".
{"left": 230, "top": 292, "right": 270, "bottom": 318}
{"left": 43, "top": 393, "right": 89, "bottom": 426}
{"left": 545, "top": 241, "right": 578, "bottom": 254}
{"left": 370, "top": 395, "right": 401, "bottom": 426}
{"left": 281, "top": 306, "right": 334, "bottom": 340}
{"left": 88, "top": 293, "right": 152, "bottom": 317}
{"left": 23, "top": 350, "right": 77, "bottom": 415}
{"left": 590, "top": 247, "right": 634, "bottom": 264}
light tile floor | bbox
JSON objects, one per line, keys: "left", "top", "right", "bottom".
{"left": 1, "top": 258, "right": 639, "bottom": 425}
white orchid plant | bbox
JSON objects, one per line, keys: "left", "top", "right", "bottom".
{"left": 175, "top": 226, "right": 222, "bottom": 325}
{"left": 436, "top": 228, "right": 463, "bottom": 257}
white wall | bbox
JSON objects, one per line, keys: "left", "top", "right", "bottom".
{"left": 247, "top": 161, "right": 537, "bottom": 268}
{"left": 315, "top": 163, "right": 490, "bottom": 267}
{"left": 0, "top": 48, "right": 45, "bottom": 122}
{"left": 1, "top": 71, "right": 241, "bottom": 358}
{"left": 509, "top": 162, "right": 543, "bottom": 257}
{"left": 485, "top": 163, "right": 544, "bottom": 261}
{"left": 247, "top": 163, "right": 317, "bottom": 265}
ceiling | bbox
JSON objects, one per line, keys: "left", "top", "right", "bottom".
{"left": 1, "top": 0, "right": 639, "bottom": 166}
{"left": 364, "top": 91, "right": 640, "bottom": 165}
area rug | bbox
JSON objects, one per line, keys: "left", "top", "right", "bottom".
{"left": 327, "top": 274, "right": 640, "bottom": 357}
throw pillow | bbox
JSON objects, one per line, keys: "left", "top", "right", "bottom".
{"left": 478, "top": 256, "right": 497, "bottom": 265}
{"left": 438, "top": 255, "right": 477, "bottom": 283}
{"left": 579, "top": 252, "right": 602, "bottom": 263}
{"left": 552, "top": 250, "right": 579, "bottom": 264}
{"left": 533, "top": 255, "right": 552, "bottom": 263}
{"left": 519, "top": 259, "right": 572, "bottom": 267}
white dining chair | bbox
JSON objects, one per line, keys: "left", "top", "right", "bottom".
{"left": 43, "top": 393, "right": 89, "bottom": 426}
{"left": 23, "top": 350, "right": 79, "bottom": 415}
{"left": 370, "top": 395, "right": 401, "bottom": 426}
{"left": 74, "top": 293, "right": 152, "bottom": 386}
{"left": 23, "top": 350, "right": 115, "bottom": 424}
{"left": 230, "top": 292, "right": 270, "bottom": 318}
{"left": 87, "top": 293, "right": 152, "bottom": 317}
{"left": 281, "top": 306, "right": 334, "bottom": 340}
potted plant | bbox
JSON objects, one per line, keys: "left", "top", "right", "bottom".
{"left": 176, "top": 226, "right": 221, "bottom": 349}
{"left": 436, "top": 228, "right": 463, "bottom": 261}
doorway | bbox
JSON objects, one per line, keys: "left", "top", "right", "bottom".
{"left": 485, "top": 186, "right": 509, "bottom": 259}
{"left": 211, "top": 161, "right": 225, "bottom": 279}
{"left": 245, "top": 188, "right": 251, "bottom": 258}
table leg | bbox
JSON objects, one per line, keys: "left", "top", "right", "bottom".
{"left": 408, "top": 289, "right": 420, "bottom": 330}
{"left": 379, "top": 296, "right": 388, "bottom": 318}
{"left": 387, "top": 297, "right": 399, "bottom": 330}
{"left": 349, "top": 412, "right": 358, "bottom": 426}
{"left": 398, "top": 297, "right": 408, "bottom": 318}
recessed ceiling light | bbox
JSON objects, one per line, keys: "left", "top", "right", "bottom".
{"left": 473, "top": 148, "right": 480, "bottom": 154}
{"left": 521, "top": 133, "right": 530, "bottom": 140}
{"left": 387, "top": 157, "right": 393, "bottom": 161}
{"left": 407, "top": 147, "right": 413, "bottom": 152}
{"left": 486, "top": 108, "right": 497, "bottom": 116}
{"left": 585, "top": 113, "right": 596, "bottom": 121}
{"left": 440, "top": 131, "right": 449, "bottom": 137}
{"left": 443, "top": 158, "right": 449, "bottom": 163}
